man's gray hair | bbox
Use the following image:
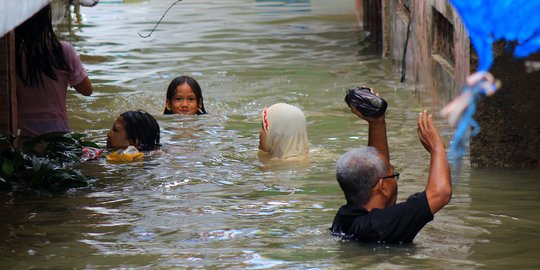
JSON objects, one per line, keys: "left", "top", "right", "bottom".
{"left": 336, "top": 147, "right": 387, "bottom": 206}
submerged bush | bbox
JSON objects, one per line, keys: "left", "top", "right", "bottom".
{"left": 0, "top": 133, "right": 100, "bottom": 191}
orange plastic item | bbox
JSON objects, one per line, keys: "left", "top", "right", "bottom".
{"left": 106, "top": 146, "right": 144, "bottom": 162}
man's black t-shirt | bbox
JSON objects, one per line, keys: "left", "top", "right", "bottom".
{"left": 330, "top": 191, "right": 434, "bottom": 243}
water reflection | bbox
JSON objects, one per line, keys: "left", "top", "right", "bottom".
{"left": 466, "top": 168, "right": 540, "bottom": 269}
{"left": 255, "top": 0, "right": 311, "bottom": 14}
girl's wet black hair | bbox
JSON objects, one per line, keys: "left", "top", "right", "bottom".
{"left": 15, "top": 4, "right": 71, "bottom": 87}
{"left": 120, "top": 110, "right": 161, "bottom": 151}
{"left": 164, "top": 75, "right": 207, "bottom": 115}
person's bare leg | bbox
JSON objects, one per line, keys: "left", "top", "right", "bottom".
{"left": 355, "top": 0, "right": 364, "bottom": 29}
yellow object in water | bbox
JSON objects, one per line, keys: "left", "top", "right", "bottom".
{"left": 106, "top": 146, "right": 144, "bottom": 162}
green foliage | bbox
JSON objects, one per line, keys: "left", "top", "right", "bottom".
{"left": 0, "top": 132, "right": 100, "bottom": 192}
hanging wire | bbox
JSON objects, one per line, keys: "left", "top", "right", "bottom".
{"left": 138, "top": 0, "right": 183, "bottom": 38}
{"left": 400, "top": 2, "right": 412, "bottom": 83}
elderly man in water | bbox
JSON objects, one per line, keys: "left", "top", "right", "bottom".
{"left": 330, "top": 99, "right": 451, "bottom": 243}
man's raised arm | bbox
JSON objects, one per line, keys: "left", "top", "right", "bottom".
{"left": 417, "top": 111, "right": 452, "bottom": 214}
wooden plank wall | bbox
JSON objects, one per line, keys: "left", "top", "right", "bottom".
{"left": 0, "top": 32, "right": 16, "bottom": 136}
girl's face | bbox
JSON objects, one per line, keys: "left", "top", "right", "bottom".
{"left": 166, "top": 83, "right": 199, "bottom": 115}
{"left": 107, "top": 116, "right": 131, "bottom": 149}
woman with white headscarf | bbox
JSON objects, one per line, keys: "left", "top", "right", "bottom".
{"left": 259, "top": 103, "right": 309, "bottom": 160}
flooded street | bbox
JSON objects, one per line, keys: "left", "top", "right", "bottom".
{"left": 1, "top": 0, "right": 540, "bottom": 269}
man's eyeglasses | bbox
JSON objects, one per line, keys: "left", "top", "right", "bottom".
{"left": 381, "top": 173, "right": 400, "bottom": 181}
{"left": 371, "top": 172, "right": 400, "bottom": 188}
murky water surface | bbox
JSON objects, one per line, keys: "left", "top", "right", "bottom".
{"left": 2, "top": 0, "right": 540, "bottom": 269}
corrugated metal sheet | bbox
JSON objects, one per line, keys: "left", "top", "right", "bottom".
{"left": 0, "top": 0, "right": 51, "bottom": 37}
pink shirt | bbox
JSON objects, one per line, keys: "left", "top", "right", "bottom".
{"left": 17, "top": 41, "right": 87, "bottom": 137}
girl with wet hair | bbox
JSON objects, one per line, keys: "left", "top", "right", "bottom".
{"left": 15, "top": 4, "right": 93, "bottom": 138}
{"left": 164, "top": 75, "right": 207, "bottom": 115}
{"left": 107, "top": 110, "right": 161, "bottom": 151}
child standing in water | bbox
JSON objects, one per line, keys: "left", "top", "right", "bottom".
{"left": 164, "top": 76, "right": 207, "bottom": 115}
{"left": 15, "top": 4, "right": 93, "bottom": 139}
{"left": 259, "top": 103, "right": 309, "bottom": 160}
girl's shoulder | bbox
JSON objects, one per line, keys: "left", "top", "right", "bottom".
{"left": 59, "top": 40, "right": 74, "bottom": 47}
{"left": 59, "top": 41, "right": 79, "bottom": 57}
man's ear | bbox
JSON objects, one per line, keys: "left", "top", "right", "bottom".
{"left": 370, "top": 179, "right": 384, "bottom": 200}
{"left": 372, "top": 179, "right": 382, "bottom": 192}
{"left": 380, "top": 179, "right": 395, "bottom": 198}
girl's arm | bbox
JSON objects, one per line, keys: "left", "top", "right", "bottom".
{"left": 74, "top": 77, "right": 93, "bottom": 96}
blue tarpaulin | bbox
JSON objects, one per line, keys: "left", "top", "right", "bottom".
{"left": 450, "top": 0, "right": 540, "bottom": 71}
{"left": 446, "top": 0, "right": 540, "bottom": 166}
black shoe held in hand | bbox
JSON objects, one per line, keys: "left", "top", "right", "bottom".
{"left": 344, "top": 87, "right": 388, "bottom": 117}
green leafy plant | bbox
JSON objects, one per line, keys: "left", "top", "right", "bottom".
{"left": 0, "top": 133, "right": 100, "bottom": 191}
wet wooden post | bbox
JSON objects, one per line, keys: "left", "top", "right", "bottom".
{"left": 362, "top": 0, "right": 383, "bottom": 50}
{"left": 0, "top": 31, "right": 17, "bottom": 136}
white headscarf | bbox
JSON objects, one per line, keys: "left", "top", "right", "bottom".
{"left": 262, "top": 103, "right": 308, "bottom": 159}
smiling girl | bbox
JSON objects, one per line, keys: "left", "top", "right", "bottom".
{"left": 163, "top": 76, "right": 207, "bottom": 115}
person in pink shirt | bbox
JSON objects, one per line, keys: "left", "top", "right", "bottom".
{"left": 15, "top": 4, "right": 93, "bottom": 139}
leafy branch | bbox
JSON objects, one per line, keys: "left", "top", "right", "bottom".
{"left": 0, "top": 132, "right": 100, "bottom": 191}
